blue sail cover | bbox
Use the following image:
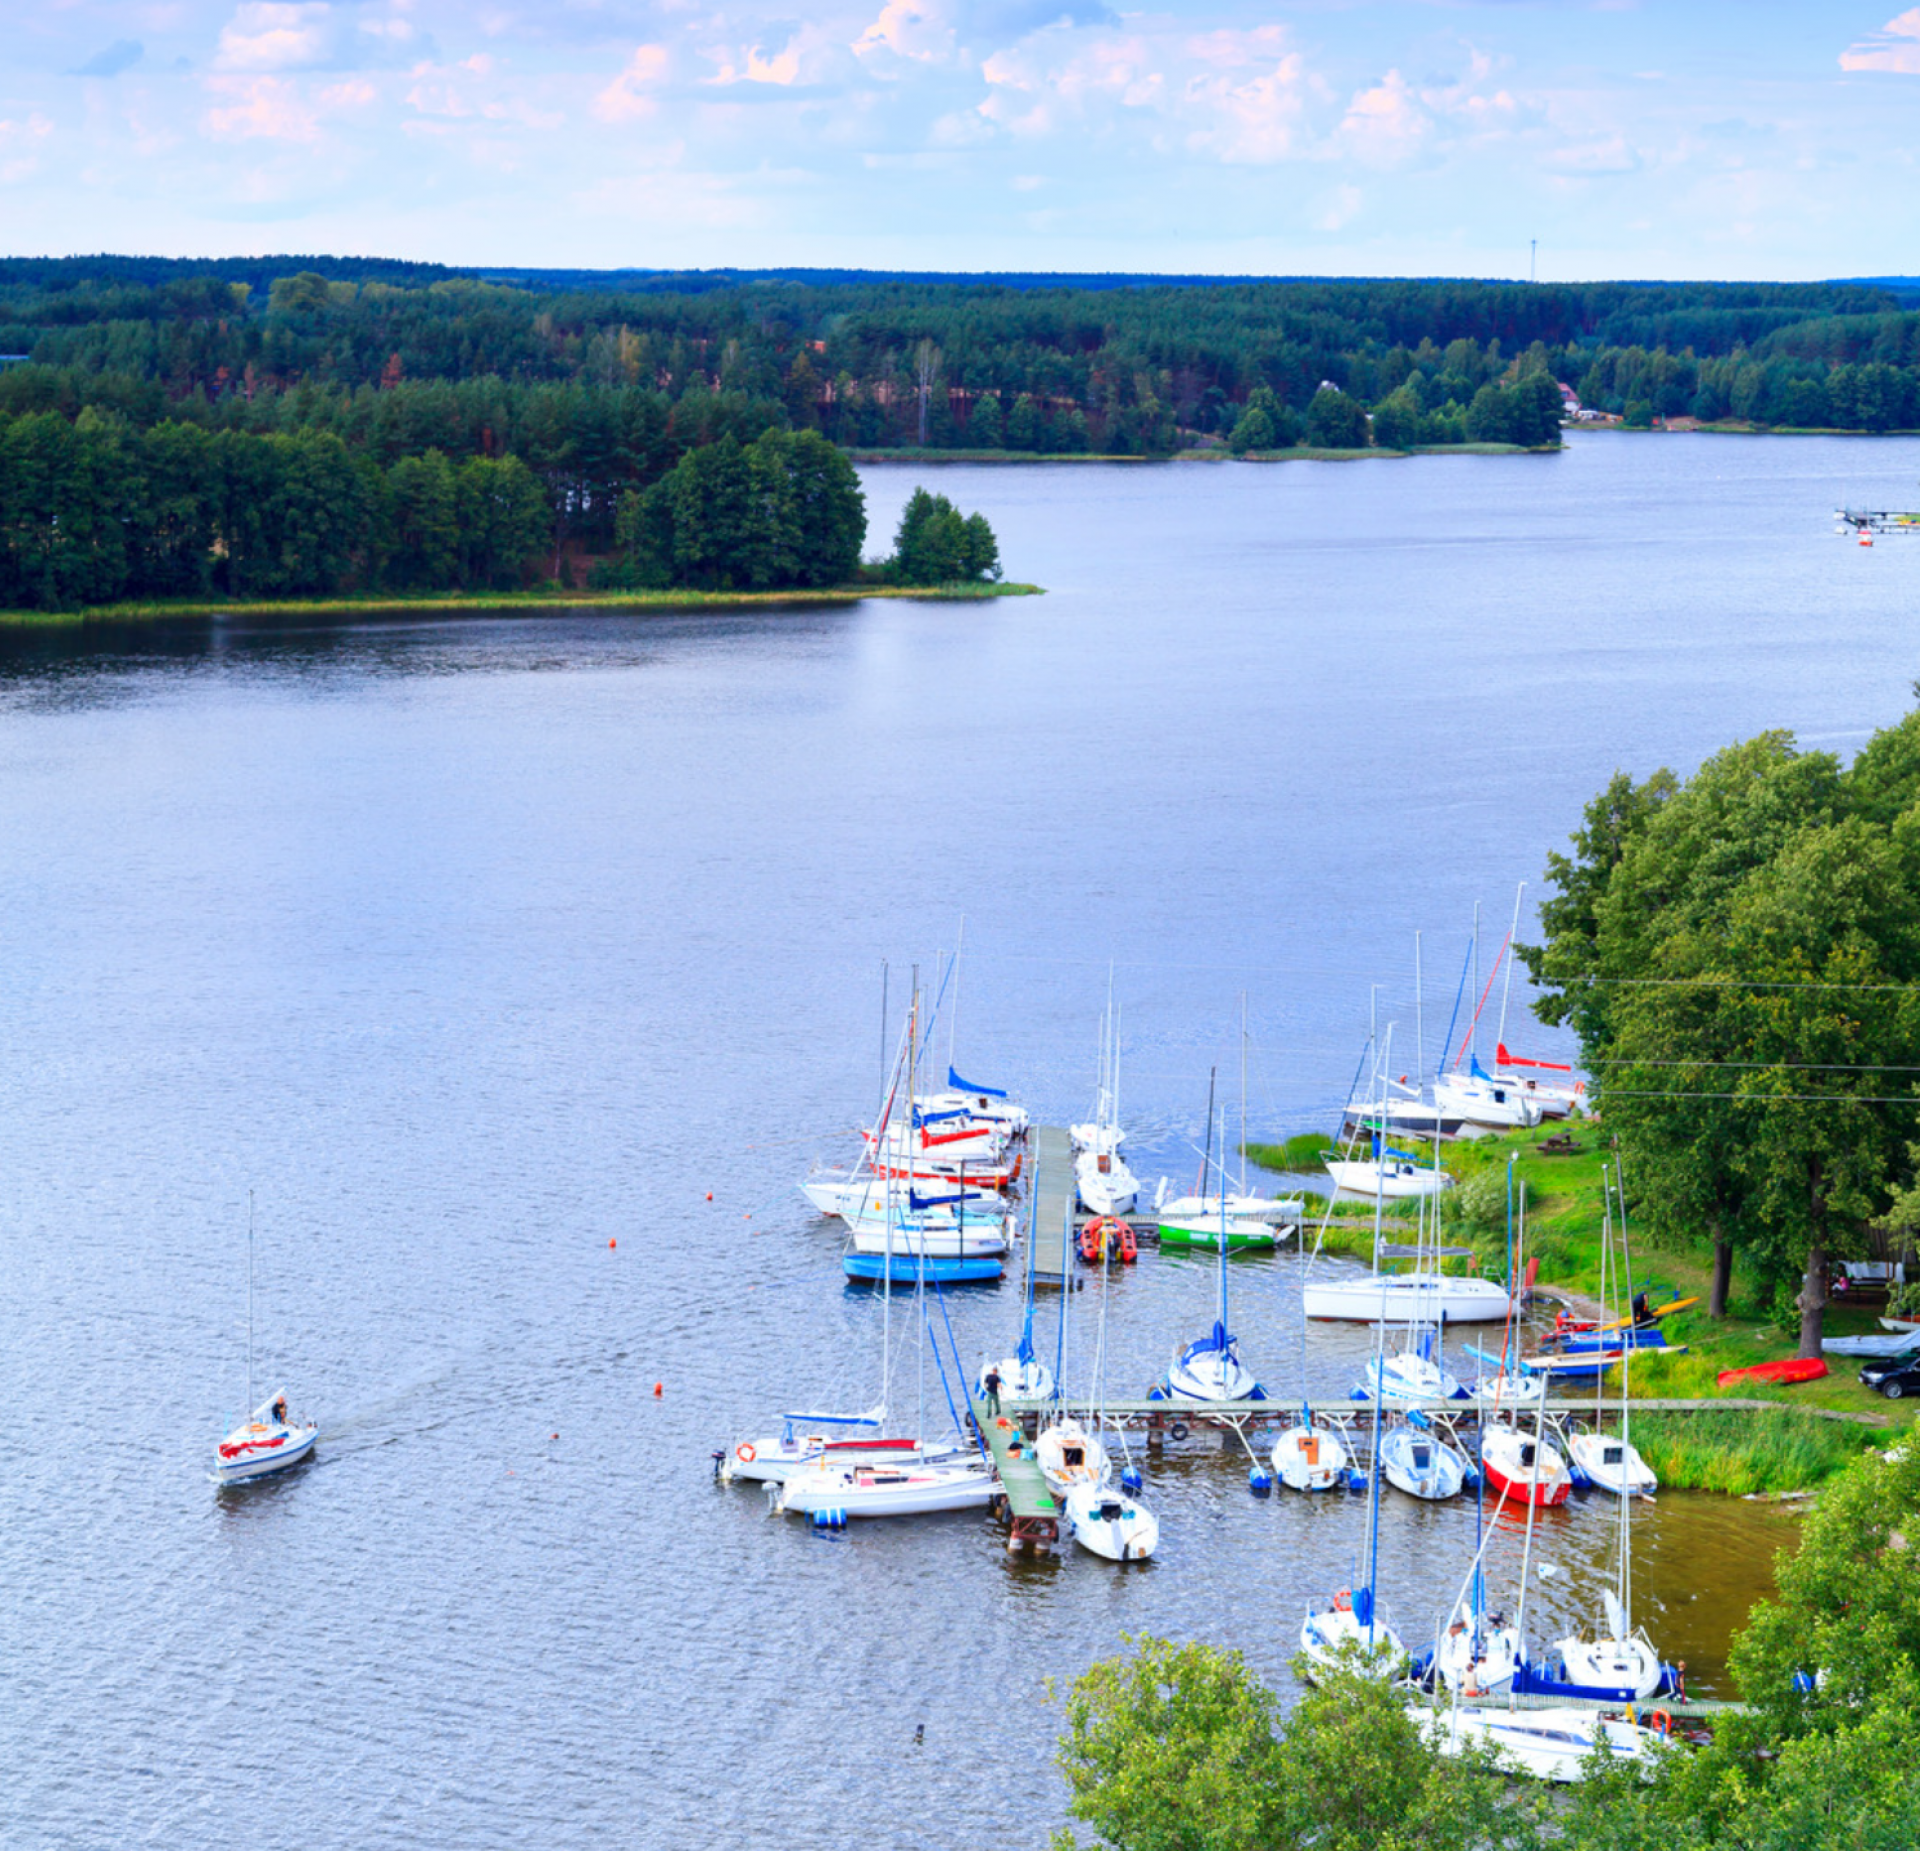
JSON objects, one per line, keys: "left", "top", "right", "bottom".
{"left": 908, "top": 1189, "right": 970, "bottom": 1212}
{"left": 947, "top": 1067, "right": 1008, "bottom": 1099}
{"left": 913, "top": 1106, "right": 971, "bottom": 1128}
{"left": 1470, "top": 1054, "right": 1492, "bottom": 1082}
{"left": 1351, "top": 1587, "right": 1375, "bottom": 1628}
{"left": 1369, "top": 1133, "right": 1423, "bottom": 1164}
{"left": 1510, "top": 1658, "right": 1679, "bottom": 1705}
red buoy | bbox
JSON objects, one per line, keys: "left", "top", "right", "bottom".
{"left": 705, "top": 1192, "right": 713, "bottom": 1201}
{"left": 653, "top": 1382, "right": 663, "bottom": 1398}
{"left": 609, "top": 1238, "right": 617, "bottom": 1248}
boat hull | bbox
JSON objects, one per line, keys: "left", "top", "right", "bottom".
{"left": 212, "top": 1423, "right": 318, "bottom": 1484}
{"left": 1063, "top": 1482, "right": 1159, "bottom": 1561}
{"left": 1271, "top": 1423, "right": 1349, "bottom": 1491}
{"left": 843, "top": 1253, "right": 1003, "bottom": 1284}
{"left": 778, "top": 1461, "right": 998, "bottom": 1517}
{"left": 1156, "top": 1219, "right": 1277, "bottom": 1250}
{"left": 1380, "top": 1429, "right": 1466, "bottom": 1500}
{"left": 1303, "top": 1273, "right": 1515, "bottom": 1324}
{"left": 1323, "top": 1160, "right": 1453, "bottom": 1201}
{"left": 1417, "top": 1707, "right": 1658, "bottom": 1782}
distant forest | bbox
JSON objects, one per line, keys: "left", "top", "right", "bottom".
{"left": 3, "top": 255, "right": 1919, "bottom": 608}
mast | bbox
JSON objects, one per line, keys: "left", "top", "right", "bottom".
{"left": 1239, "top": 991, "right": 1249, "bottom": 1200}
{"left": 948, "top": 918, "right": 964, "bottom": 1071}
{"left": 1470, "top": 901, "right": 1481, "bottom": 1067}
{"left": 1615, "top": 1164, "right": 1640, "bottom": 1634}
{"left": 1511, "top": 1183, "right": 1546, "bottom": 1673}
{"left": 1496, "top": 882, "right": 1525, "bottom": 1056}
{"left": 246, "top": 1189, "right": 255, "bottom": 1417}
{"left": 1414, "top": 932, "right": 1424, "bottom": 1094}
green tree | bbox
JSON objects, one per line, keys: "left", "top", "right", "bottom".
{"left": 1369, "top": 385, "right": 1424, "bottom": 451}
{"left": 1306, "top": 386, "right": 1369, "bottom": 449}
{"left": 386, "top": 448, "right": 459, "bottom": 591}
{"left": 1053, "top": 1635, "right": 1288, "bottom": 1851}
{"left": 774, "top": 427, "right": 865, "bottom": 586}
{"left": 968, "top": 393, "right": 1004, "bottom": 449}
{"left": 889, "top": 487, "right": 1000, "bottom": 584}
{"left": 454, "top": 454, "right": 550, "bottom": 589}
{"left": 1227, "top": 403, "right": 1275, "bottom": 453}
{"left": 1006, "top": 392, "right": 1042, "bottom": 452}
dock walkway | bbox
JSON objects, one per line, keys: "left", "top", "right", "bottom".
{"left": 971, "top": 1393, "right": 1060, "bottom": 1551}
{"left": 1029, "top": 1125, "right": 1076, "bottom": 1286}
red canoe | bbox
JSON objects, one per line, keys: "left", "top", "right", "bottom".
{"left": 1716, "top": 1358, "right": 1830, "bottom": 1388}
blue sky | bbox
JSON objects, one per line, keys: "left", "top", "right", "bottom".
{"left": 4, "top": 4, "right": 1919, "bottom": 276}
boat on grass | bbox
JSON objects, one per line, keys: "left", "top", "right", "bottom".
{"left": 1716, "top": 1357, "right": 1829, "bottom": 1388}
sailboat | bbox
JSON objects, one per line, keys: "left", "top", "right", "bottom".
{"left": 1058, "top": 1229, "right": 1159, "bottom": 1561}
{"left": 1072, "top": 982, "right": 1139, "bottom": 1217}
{"left": 1156, "top": 999, "right": 1300, "bottom": 1247}
{"left": 1159, "top": 1077, "right": 1268, "bottom": 1404}
{"left": 780, "top": 989, "right": 998, "bottom": 1520}
{"left": 1379, "top": 1418, "right": 1467, "bottom": 1500}
{"left": 1515, "top": 1167, "right": 1677, "bottom": 1704}
{"left": 212, "top": 1195, "right": 317, "bottom": 1487}
{"left": 978, "top": 1183, "right": 1056, "bottom": 1402}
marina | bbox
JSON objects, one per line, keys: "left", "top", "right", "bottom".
{"left": 5, "top": 440, "right": 1913, "bottom": 1846}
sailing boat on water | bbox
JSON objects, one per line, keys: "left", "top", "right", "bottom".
{"left": 212, "top": 1194, "right": 318, "bottom": 1487}
{"left": 1062, "top": 1255, "right": 1159, "bottom": 1562}
{"left": 1158, "top": 1073, "right": 1268, "bottom": 1404}
{"left": 1156, "top": 999, "right": 1300, "bottom": 1248}
{"left": 1072, "top": 979, "right": 1138, "bottom": 1218}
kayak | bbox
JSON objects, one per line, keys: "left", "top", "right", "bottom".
{"left": 1715, "top": 1358, "right": 1830, "bottom": 1388}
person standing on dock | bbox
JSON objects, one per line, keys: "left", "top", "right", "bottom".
{"left": 984, "top": 1366, "right": 1003, "bottom": 1417}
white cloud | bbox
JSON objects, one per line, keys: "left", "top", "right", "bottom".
{"left": 594, "top": 44, "right": 670, "bottom": 122}
{"left": 1842, "top": 9, "right": 1920, "bottom": 73}
{"left": 854, "top": 0, "right": 956, "bottom": 70}
{"left": 1337, "top": 70, "right": 1429, "bottom": 167}
{"left": 202, "top": 74, "right": 321, "bottom": 139}
{"left": 214, "top": 4, "right": 337, "bottom": 74}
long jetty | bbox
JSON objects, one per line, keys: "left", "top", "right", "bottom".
{"left": 970, "top": 1392, "right": 1061, "bottom": 1552}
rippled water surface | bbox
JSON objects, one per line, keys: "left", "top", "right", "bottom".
{"left": 4, "top": 435, "right": 1909, "bottom": 1848}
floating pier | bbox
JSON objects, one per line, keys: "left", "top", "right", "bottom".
{"left": 971, "top": 1394, "right": 1060, "bottom": 1552}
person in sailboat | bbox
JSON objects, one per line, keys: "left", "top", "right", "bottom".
{"left": 271, "top": 1394, "right": 288, "bottom": 1425}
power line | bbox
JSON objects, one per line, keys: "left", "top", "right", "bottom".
{"left": 1587, "top": 1059, "right": 1920, "bottom": 1073}
{"left": 1601, "top": 1090, "right": 1920, "bottom": 1106}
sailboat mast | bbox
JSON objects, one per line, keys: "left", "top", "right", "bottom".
{"left": 1470, "top": 902, "right": 1481, "bottom": 1067}
{"left": 1239, "top": 992, "right": 1249, "bottom": 1200}
{"left": 1496, "top": 882, "right": 1525, "bottom": 1055}
{"left": 949, "top": 919, "right": 963, "bottom": 1071}
{"left": 1414, "top": 932, "right": 1424, "bottom": 1092}
{"left": 246, "top": 1189, "right": 255, "bottom": 1417}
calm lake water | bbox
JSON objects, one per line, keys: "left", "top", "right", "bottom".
{"left": 3, "top": 433, "right": 1910, "bottom": 1848}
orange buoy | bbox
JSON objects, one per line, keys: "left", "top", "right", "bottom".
{"left": 653, "top": 1382, "right": 663, "bottom": 1398}
{"left": 551, "top": 1432, "right": 559, "bottom": 1440}
{"left": 706, "top": 1192, "right": 713, "bottom": 1201}
{"left": 609, "top": 1238, "right": 617, "bottom": 1248}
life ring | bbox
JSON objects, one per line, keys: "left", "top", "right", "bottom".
{"left": 1333, "top": 1590, "right": 1352, "bottom": 1613}
{"left": 1649, "top": 1709, "right": 1672, "bottom": 1737}
{"left": 1169, "top": 1421, "right": 1189, "bottom": 1441}
{"left": 736, "top": 1442, "right": 756, "bottom": 1464}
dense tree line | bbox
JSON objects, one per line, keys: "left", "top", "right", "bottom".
{"left": 1520, "top": 702, "right": 1920, "bottom": 1351}
{"left": 0, "top": 410, "right": 549, "bottom": 608}
{"left": 5, "top": 262, "right": 1920, "bottom": 471}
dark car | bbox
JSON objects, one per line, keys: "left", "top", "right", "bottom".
{"left": 1860, "top": 1357, "right": 1920, "bottom": 1399}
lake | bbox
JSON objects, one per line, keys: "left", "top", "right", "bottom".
{"left": 1, "top": 433, "right": 1909, "bottom": 1848}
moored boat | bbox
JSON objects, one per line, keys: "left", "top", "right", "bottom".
{"left": 1271, "top": 1418, "right": 1350, "bottom": 1491}
{"left": 1480, "top": 1420, "right": 1571, "bottom": 1507}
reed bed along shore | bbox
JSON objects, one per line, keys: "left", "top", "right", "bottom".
{"left": 1627, "top": 1409, "right": 1879, "bottom": 1497}
{"left": 0, "top": 582, "right": 1044, "bottom": 631}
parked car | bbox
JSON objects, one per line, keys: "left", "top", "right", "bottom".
{"left": 1860, "top": 1358, "right": 1920, "bottom": 1400}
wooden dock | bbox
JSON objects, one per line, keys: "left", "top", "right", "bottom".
{"left": 971, "top": 1393, "right": 1061, "bottom": 1551}
{"left": 1029, "top": 1125, "right": 1076, "bottom": 1286}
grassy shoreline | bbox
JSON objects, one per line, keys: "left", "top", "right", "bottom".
{"left": 1247, "top": 1124, "right": 1903, "bottom": 1494}
{"left": 0, "top": 581, "right": 1043, "bottom": 631}
{"left": 851, "top": 442, "right": 1553, "bottom": 464}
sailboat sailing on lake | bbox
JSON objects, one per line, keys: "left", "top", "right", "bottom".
{"left": 212, "top": 1194, "right": 318, "bottom": 1487}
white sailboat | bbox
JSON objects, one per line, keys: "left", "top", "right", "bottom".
{"left": 1379, "top": 1422, "right": 1467, "bottom": 1500}
{"left": 1416, "top": 1706, "right": 1662, "bottom": 1782}
{"left": 778, "top": 988, "right": 997, "bottom": 1521}
{"left": 1035, "top": 1416, "right": 1110, "bottom": 1494}
{"left": 1162, "top": 1081, "right": 1267, "bottom": 1403}
{"left": 1063, "top": 1227, "right": 1160, "bottom": 1562}
{"left": 1072, "top": 982, "right": 1139, "bottom": 1217}
{"left": 212, "top": 1196, "right": 317, "bottom": 1487}
{"left": 1271, "top": 1418, "right": 1350, "bottom": 1491}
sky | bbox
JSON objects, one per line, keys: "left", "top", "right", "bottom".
{"left": 4, "top": 3, "right": 1920, "bottom": 278}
